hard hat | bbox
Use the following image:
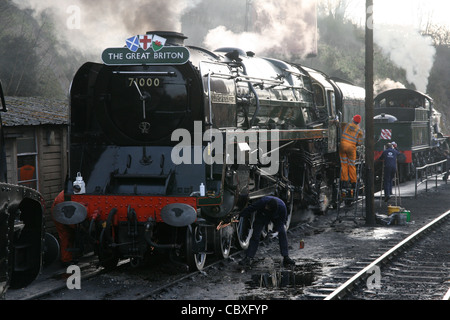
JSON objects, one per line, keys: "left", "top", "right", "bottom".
{"left": 353, "top": 114, "right": 361, "bottom": 124}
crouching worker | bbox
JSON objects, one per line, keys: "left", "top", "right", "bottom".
{"left": 238, "top": 196, "right": 295, "bottom": 267}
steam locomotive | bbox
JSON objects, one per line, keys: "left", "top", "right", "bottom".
{"left": 0, "top": 81, "right": 46, "bottom": 296}
{"left": 62, "top": 31, "right": 365, "bottom": 271}
{"left": 373, "top": 88, "right": 449, "bottom": 182}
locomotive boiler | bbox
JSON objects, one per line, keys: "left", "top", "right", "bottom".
{"left": 63, "top": 31, "right": 365, "bottom": 271}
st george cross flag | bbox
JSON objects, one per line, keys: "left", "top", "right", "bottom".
{"left": 126, "top": 36, "right": 140, "bottom": 52}
{"left": 139, "top": 35, "right": 153, "bottom": 51}
{"left": 380, "top": 129, "right": 392, "bottom": 140}
{"left": 152, "top": 35, "right": 166, "bottom": 52}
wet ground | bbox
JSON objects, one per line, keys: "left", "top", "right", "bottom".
{"left": 152, "top": 179, "right": 450, "bottom": 300}
{"left": 5, "top": 178, "right": 450, "bottom": 302}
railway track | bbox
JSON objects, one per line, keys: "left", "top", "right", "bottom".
{"left": 4, "top": 200, "right": 449, "bottom": 300}
{"left": 19, "top": 257, "right": 232, "bottom": 300}
{"left": 303, "top": 209, "right": 450, "bottom": 300}
{"left": 6, "top": 223, "right": 305, "bottom": 300}
{"left": 5, "top": 240, "right": 248, "bottom": 300}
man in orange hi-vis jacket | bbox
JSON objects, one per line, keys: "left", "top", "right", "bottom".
{"left": 339, "top": 115, "right": 364, "bottom": 189}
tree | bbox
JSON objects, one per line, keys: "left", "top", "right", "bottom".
{"left": 0, "top": 1, "right": 81, "bottom": 98}
{"left": 0, "top": 34, "right": 40, "bottom": 96}
{"left": 301, "top": 7, "right": 408, "bottom": 89}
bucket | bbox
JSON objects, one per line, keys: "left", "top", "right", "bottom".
{"left": 387, "top": 205, "right": 401, "bottom": 216}
{"left": 397, "top": 213, "right": 407, "bottom": 225}
{"left": 400, "top": 210, "right": 411, "bottom": 222}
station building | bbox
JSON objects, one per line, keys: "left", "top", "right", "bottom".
{"left": 2, "top": 96, "right": 69, "bottom": 233}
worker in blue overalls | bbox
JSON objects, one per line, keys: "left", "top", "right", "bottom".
{"left": 238, "top": 196, "right": 295, "bottom": 267}
{"left": 377, "top": 142, "right": 401, "bottom": 202}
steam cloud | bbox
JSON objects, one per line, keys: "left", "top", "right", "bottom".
{"left": 12, "top": 0, "right": 318, "bottom": 60}
{"left": 374, "top": 24, "right": 436, "bottom": 93}
{"left": 11, "top": 0, "right": 434, "bottom": 94}
{"left": 203, "top": 0, "right": 318, "bottom": 59}
{"left": 11, "top": 0, "right": 202, "bottom": 56}
{"left": 374, "top": 78, "right": 406, "bottom": 95}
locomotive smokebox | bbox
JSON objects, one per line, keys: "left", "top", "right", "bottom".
{"left": 146, "top": 31, "right": 187, "bottom": 46}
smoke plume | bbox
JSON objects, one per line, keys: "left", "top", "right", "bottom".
{"left": 374, "top": 78, "right": 406, "bottom": 95}
{"left": 203, "top": 0, "right": 318, "bottom": 59}
{"left": 12, "top": 0, "right": 317, "bottom": 61}
{"left": 11, "top": 0, "right": 201, "bottom": 57}
{"left": 374, "top": 24, "right": 435, "bottom": 93}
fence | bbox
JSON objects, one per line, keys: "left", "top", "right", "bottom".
{"left": 415, "top": 159, "right": 448, "bottom": 198}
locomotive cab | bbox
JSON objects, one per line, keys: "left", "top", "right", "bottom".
{"left": 302, "top": 67, "right": 337, "bottom": 125}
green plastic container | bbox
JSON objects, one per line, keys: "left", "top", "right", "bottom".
{"left": 400, "top": 210, "right": 410, "bottom": 222}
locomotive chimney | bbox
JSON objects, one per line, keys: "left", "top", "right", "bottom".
{"left": 146, "top": 31, "right": 187, "bottom": 46}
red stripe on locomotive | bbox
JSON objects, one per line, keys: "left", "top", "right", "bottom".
{"left": 71, "top": 195, "right": 197, "bottom": 223}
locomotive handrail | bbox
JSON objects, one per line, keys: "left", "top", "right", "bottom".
{"left": 236, "top": 79, "right": 308, "bottom": 91}
{"left": 235, "top": 74, "right": 284, "bottom": 85}
{"left": 207, "top": 72, "right": 234, "bottom": 80}
{"left": 282, "top": 68, "right": 308, "bottom": 77}
{"left": 207, "top": 72, "right": 213, "bottom": 129}
{"left": 237, "top": 77, "right": 313, "bottom": 93}
{"left": 209, "top": 71, "right": 284, "bottom": 87}
{"left": 208, "top": 71, "right": 310, "bottom": 92}
{"left": 414, "top": 159, "right": 448, "bottom": 198}
{"left": 113, "top": 173, "right": 171, "bottom": 179}
{"left": 112, "top": 71, "right": 177, "bottom": 76}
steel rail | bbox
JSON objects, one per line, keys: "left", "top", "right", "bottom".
{"left": 137, "top": 222, "right": 307, "bottom": 300}
{"left": 443, "top": 287, "right": 450, "bottom": 300}
{"left": 324, "top": 209, "right": 450, "bottom": 300}
{"left": 14, "top": 257, "right": 129, "bottom": 300}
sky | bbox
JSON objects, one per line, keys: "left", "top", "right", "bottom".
{"left": 329, "top": 0, "right": 450, "bottom": 92}
{"left": 11, "top": 0, "right": 449, "bottom": 93}
{"left": 12, "top": 0, "right": 318, "bottom": 58}
{"left": 343, "top": 0, "right": 450, "bottom": 30}
{"left": 13, "top": 0, "right": 450, "bottom": 53}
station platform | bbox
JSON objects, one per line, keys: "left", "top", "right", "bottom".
{"left": 374, "top": 173, "right": 448, "bottom": 201}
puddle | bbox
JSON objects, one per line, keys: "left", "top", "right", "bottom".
{"left": 240, "top": 260, "right": 322, "bottom": 299}
{"left": 250, "top": 268, "right": 315, "bottom": 288}
{"left": 348, "top": 227, "right": 404, "bottom": 240}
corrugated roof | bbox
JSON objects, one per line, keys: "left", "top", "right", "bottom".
{"left": 2, "top": 96, "right": 69, "bottom": 126}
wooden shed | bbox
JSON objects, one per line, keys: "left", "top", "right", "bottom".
{"left": 2, "top": 96, "right": 68, "bottom": 233}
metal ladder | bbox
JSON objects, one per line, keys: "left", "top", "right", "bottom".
{"left": 334, "top": 151, "right": 365, "bottom": 224}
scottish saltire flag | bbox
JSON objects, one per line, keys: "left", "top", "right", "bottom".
{"left": 139, "top": 34, "right": 153, "bottom": 50}
{"left": 152, "top": 35, "right": 166, "bottom": 52}
{"left": 126, "top": 36, "right": 139, "bottom": 52}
